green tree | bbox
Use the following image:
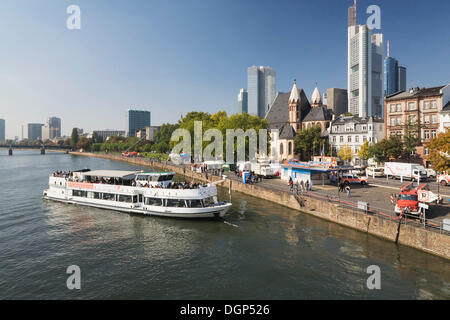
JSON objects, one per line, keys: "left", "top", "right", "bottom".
{"left": 71, "top": 128, "right": 79, "bottom": 149}
{"left": 386, "top": 135, "right": 404, "bottom": 159}
{"left": 76, "top": 137, "right": 91, "bottom": 151}
{"left": 294, "top": 126, "right": 329, "bottom": 161}
{"left": 369, "top": 139, "right": 389, "bottom": 163}
{"left": 403, "top": 121, "right": 421, "bottom": 161}
{"left": 154, "top": 123, "right": 180, "bottom": 153}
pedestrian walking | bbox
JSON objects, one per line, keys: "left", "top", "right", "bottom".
{"left": 289, "top": 177, "right": 293, "bottom": 191}
{"left": 338, "top": 181, "right": 345, "bottom": 193}
{"left": 345, "top": 185, "right": 351, "bottom": 197}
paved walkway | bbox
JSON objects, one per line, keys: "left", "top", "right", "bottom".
{"left": 225, "top": 172, "right": 450, "bottom": 223}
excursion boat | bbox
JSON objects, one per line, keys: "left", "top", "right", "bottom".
{"left": 43, "top": 169, "right": 232, "bottom": 218}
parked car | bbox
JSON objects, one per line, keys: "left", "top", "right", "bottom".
{"left": 341, "top": 174, "right": 368, "bottom": 185}
{"left": 437, "top": 172, "right": 450, "bottom": 186}
{"left": 425, "top": 168, "right": 436, "bottom": 179}
{"left": 366, "top": 166, "right": 385, "bottom": 177}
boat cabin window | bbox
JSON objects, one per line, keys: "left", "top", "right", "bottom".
{"left": 103, "top": 193, "right": 116, "bottom": 201}
{"left": 166, "top": 199, "right": 187, "bottom": 207}
{"left": 144, "top": 197, "right": 163, "bottom": 206}
{"left": 118, "top": 195, "right": 132, "bottom": 203}
{"left": 132, "top": 195, "right": 138, "bottom": 203}
{"left": 94, "top": 192, "right": 102, "bottom": 199}
{"left": 189, "top": 199, "right": 203, "bottom": 208}
{"left": 158, "top": 174, "right": 174, "bottom": 182}
{"left": 73, "top": 190, "right": 87, "bottom": 197}
{"left": 139, "top": 194, "right": 143, "bottom": 203}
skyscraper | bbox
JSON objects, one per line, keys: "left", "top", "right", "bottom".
{"left": 397, "top": 66, "right": 407, "bottom": 92}
{"left": 384, "top": 41, "right": 407, "bottom": 96}
{"left": 0, "top": 119, "right": 5, "bottom": 142}
{"left": 237, "top": 89, "right": 248, "bottom": 114}
{"left": 28, "top": 123, "right": 44, "bottom": 141}
{"left": 347, "top": 1, "right": 384, "bottom": 117}
{"left": 127, "top": 109, "right": 151, "bottom": 137}
{"left": 41, "top": 117, "right": 61, "bottom": 141}
{"left": 247, "top": 66, "right": 276, "bottom": 118}
{"left": 384, "top": 56, "right": 398, "bottom": 96}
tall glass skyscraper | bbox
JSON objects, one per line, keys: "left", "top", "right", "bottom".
{"left": 347, "top": 2, "right": 384, "bottom": 117}
{"left": 384, "top": 41, "right": 407, "bottom": 96}
{"left": 237, "top": 89, "right": 248, "bottom": 114}
{"left": 127, "top": 109, "right": 151, "bottom": 137}
{"left": 247, "top": 66, "right": 276, "bottom": 118}
{"left": 384, "top": 56, "right": 399, "bottom": 96}
{"left": 0, "top": 119, "right": 5, "bottom": 142}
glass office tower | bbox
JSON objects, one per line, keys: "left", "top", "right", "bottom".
{"left": 237, "top": 89, "right": 248, "bottom": 114}
{"left": 127, "top": 109, "right": 151, "bottom": 137}
{"left": 247, "top": 66, "right": 276, "bottom": 118}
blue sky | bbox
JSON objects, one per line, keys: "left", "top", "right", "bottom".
{"left": 0, "top": 0, "right": 449, "bottom": 138}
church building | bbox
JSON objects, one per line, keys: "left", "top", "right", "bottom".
{"left": 265, "top": 81, "right": 333, "bottom": 161}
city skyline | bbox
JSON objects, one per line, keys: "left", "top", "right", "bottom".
{"left": 1, "top": 0, "right": 449, "bottom": 139}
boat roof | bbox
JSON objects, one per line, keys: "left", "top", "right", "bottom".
{"left": 84, "top": 170, "right": 138, "bottom": 179}
{"left": 136, "top": 172, "right": 176, "bottom": 176}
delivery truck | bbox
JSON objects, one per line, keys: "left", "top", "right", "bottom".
{"left": 384, "top": 162, "right": 428, "bottom": 181}
{"left": 251, "top": 162, "right": 276, "bottom": 178}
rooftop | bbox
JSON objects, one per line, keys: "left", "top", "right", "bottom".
{"left": 83, "top": 170, "right": 138, "bottom": 179}
{"left": 385, "top": 85, "right": 447, "bottom": 101}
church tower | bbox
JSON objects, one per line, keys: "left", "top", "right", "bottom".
{"left": 289, "top": 80, "right": 301, "bottom": 133}
{"left": 311, "top": 85, "right": 322, "bottom": 108}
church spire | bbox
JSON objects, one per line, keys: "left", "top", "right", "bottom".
{"left": 289, "top": 80, "right": 300, "bottom": 103}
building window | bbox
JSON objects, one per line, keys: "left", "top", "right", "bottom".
{"left": 408, "top": 102, "right": 416, "bottom": 110}
{"left": 288, "top": 142, "right": 292, "bottom": 155}
{"left": 431, "top": 100, "right": 437, "bottom": 109}
{"left": 280, "top": 143, "right": 284, "bottom": 155}
{"left": 408, "top": 115, "right": 416, "bottom": 124}
{"left": 424, "top": 101, "right": 430, "bottom": 110}
{"left": 424, "top": 115, "right": 430, "bottom": 124}
{"left": 348, "top": 136, "right": 352, "bottom": 143}
{"left": 424, "top": 130, "right": 430, "bottom": 140}
{"left": 396, "top": 104, "right": 402, "bottom": 112}
{"left": 390, "top": 118, "right": 395, "bottom": 126}
{"left": 340, "top": 136, "right": 344, "bottom": 143}
{"left": 424, "top": 148, "right": 429, "bottom": 155}
{"left": 363, "top": 136, "right": 367, "bottom": 142}
{"left": 431, "top": 130, "right": 437, "bottom": 138}
{"left": 397, "top": 117, "right": 402, "bottom": 125}
{"left": 390, "top": 104, "right": 395, "bottom": 112}
{"left": 432, "top": 114, "right": 437, "bottom": 124}
{"left": 332, "top": 136, "right": 336, "bottom": 143}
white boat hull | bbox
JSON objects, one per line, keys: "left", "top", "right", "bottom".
{"left": 43, "top": 193, "right": 232, "bottom": 219}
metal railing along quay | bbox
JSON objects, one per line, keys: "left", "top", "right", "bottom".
{"left": 295, "top": 189, "right": 450, "bottom": 236}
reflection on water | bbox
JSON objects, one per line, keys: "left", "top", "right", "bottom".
{"left": 0, "top": 151, "right": 449, "bottom": 299}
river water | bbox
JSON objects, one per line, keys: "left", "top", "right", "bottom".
{"left": 0, "top": 150, "right": 449, "bottom": 299}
